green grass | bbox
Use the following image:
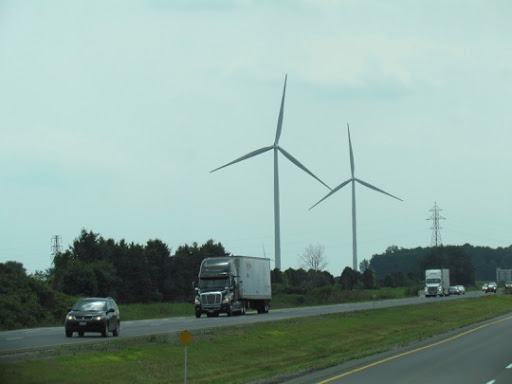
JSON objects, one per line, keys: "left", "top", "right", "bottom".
{"left": 119, "top": 302, "right": 192, "bottom": 320}
{"left": 2, "top": 295, "right": 512, "bottom": 383}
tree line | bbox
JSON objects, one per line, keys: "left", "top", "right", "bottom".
{"left": 369, "top": 243, "right": 512, "bottom": 282}
{"left": 2, "top": 228, "right": 508, "bottom": 330}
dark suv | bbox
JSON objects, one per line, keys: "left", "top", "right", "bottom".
{"left": 65, "top": 297, "right": 120, "bottom": 337}
{"left": 484, "top": 282, "right": 498, "bottom": 293}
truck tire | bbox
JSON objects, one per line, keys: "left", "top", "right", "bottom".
{"left": 195, "top": 312, "right": 201, "bottom": 318}
{"left": 257, "top": 301, "right": 269, "bottom": 314}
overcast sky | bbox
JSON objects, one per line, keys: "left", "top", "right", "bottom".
{"left": 1, "top": 0, "right": 511, "bottom": 276}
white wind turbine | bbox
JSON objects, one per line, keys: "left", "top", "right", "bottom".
{"left": 211, "top": 75, "right": 331, "bottom": 270}
{"left": 310, "top": 124, "right": 403, "bottom": 271}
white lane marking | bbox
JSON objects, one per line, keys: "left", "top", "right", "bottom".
{"left": 485, "top": 380, "right": 495, "bottom": 384}
{"left": 506, "top": 363, "right": 512, "bottom": 369}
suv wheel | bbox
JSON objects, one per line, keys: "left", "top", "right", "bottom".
{"left": 102, "top": 322, "right": 109, "bottom": 337}
{"left": 65, "top": 330, "right": 72, "bottom": 337}
{"left": 113, "top": 322, "right": 120, "bottom": 337}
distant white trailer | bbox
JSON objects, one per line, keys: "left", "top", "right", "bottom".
{"left": 424, "top": 269, "right": 450, "bottom": 297}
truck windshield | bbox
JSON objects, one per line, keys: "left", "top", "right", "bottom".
{"left": 426, "top": 278, "right": 441, "bottom": 284}
{"left": 199, "top": 278, "right": 229, "bottom": 290}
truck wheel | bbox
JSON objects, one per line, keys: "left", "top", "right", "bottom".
{"left": 257, "top": 302, "right": 268, "bottom": 314}
{"left": 195, "top": 312, "right": 201, "bottom": 318}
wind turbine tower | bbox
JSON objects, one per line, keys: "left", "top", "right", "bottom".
{"left": 211, "top": 75, "right": 330, "bottom": 270}
{"left": 427, "top": 202, "right": 445, "bottom": 247}
{"left": 310, "top": 124, "right": 403, "bottom": 271}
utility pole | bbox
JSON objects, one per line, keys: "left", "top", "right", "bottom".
{"left": 51, "top": 235, "right": 62, "bottom": 262}
{"left": 427, "top": 203, "right": 445, "bottom": 247}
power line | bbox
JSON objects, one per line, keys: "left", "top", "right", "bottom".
{"left": 427, "top": 202, "right": 445, "bottom": 247}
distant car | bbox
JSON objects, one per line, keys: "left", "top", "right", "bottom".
{"left": 505, "top": 280, "right": 512, "bottom": 289}
{"left": 457, "top": 285, "right": 466, "bottom": 294}
{"left": 482, "top": 283, "right": 488, "bottom": 292}
{"left": 65, "top": 297, "right": 120, "bottom": 337}
{"left": 449, "top": 286, "right": 460, "bottom": 295}
{"left": 484, "top": 282, "right": 497, "bottom": 293}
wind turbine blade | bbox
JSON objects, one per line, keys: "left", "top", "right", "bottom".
{"left": 309, "top": 179, "right": 352, "bottom": 210}
{"left": 354, "top": 178, "right": 403, "bottom": 201}
{"left": 274, "top": 74, "right": 287, "bottom": 145}
{"left": 347, "top": 123, "right": 355, "bottom": 178}
{"left": 278, "top": 147, "right": 331, "bottom": 190}
{"left": 210, "top": 145, "right": 274, "bottom": 173}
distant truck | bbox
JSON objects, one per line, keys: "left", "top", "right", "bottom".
{"left": 424, "top": 269, "right": 450, "bottom": 297}
{"left": 194, "top": 256, "right": 272, "bottom": 318}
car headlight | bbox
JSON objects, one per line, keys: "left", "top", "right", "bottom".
{"left": 66, "top": 315, "right": 74, "bottom": 321}
{"left": 94, "top": 316, "right": 105, "bottom": 321}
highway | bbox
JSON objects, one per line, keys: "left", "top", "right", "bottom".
{"left": 284, "top": 312, "right": 512, "bottom": 384}
{"left": 0, "top": 292, "right": 478, "bottom": 356}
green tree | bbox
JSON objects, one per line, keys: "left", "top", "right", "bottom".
{"left": 0, "top": 261, "right": 68, "bottom": 330}
{"left": 359, "top": 259, "right": 371, "bottom": 273}
{"left": 340, "top": 267, "right": 360, "bottom": 290}
{"left": 361, "top": 268, "right": 377, "bottom": 289}
{"left": 420, "top": 246, "right": 475, "bottom": 286}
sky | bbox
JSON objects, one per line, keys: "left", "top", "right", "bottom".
{"left": 1, "top": 0, "right": 511, "bottom": 277}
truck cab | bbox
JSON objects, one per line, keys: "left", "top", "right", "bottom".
{"left": 424, "top": 269, "right": 450, "bottom": 297}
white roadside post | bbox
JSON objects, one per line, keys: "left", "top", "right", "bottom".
{"left": 178, "top": 329, "right": 193, "bottom": 384}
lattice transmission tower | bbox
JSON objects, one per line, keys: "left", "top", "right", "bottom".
{"left": 427, "top": 203, "right": 445, "bottom": 247}
{"left": 51, "top": 235, "right": 62, "bottom": 262}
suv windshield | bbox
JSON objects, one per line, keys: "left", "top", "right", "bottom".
{"left": 73, "top": 299, "right": 107, "bottom": 311}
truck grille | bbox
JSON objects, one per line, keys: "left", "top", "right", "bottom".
{"left": 201, "top": 292, "right": 222, "bottom": 308}
{"left": 428, "top": 287, "right": 437, "bottom": 294}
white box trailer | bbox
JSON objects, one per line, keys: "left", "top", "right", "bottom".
{"left": 194, "top": 256, "right": 271, "bottom": 318}
{"left": 237, "top": 256, "right": 272, "bottom": 299}
{"left": 424, "top": 269, "right": 450, "bottom": 297}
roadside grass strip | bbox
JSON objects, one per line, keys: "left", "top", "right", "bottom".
{"left": 1, "top": 295, "right": 511, "bottom": 384}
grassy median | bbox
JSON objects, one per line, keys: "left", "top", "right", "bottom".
{"left": 1, "top": 295, "right": 511, "bottom": 384}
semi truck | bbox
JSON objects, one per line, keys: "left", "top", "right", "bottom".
{"left": 194, "top": 256, "right": 272, "bottom": 318}
{"left": 424, "top": 269, "right": 450, "bottom": 297}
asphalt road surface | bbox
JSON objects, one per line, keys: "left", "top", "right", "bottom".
{"left": 0, "top": 291, "right": 480, "bottom": 356}
{"left": 284, "top": 312, "right": 512, "bottom": 384}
